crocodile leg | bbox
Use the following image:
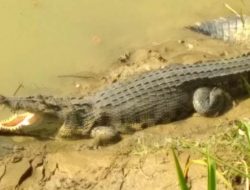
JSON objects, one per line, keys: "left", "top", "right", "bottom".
{"left": 90, "top": 126, "right": 121, "bottom": 148}
{"left": 58, "top": 111, "right": 90, "bottom": 138}
{"left": 57, "top": 108, "right": 98, "bottom": 138}
{"left": 58, "top": 111, "right": 121, "bottom": 147}
{"left": 192, "top": 87, "right": 231, "bottom": 116}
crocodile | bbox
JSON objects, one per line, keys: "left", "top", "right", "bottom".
{"left": 1, "top": 54, "right": 250, "bottom": 146}
{"left": 188, "top": 15, "right": 250, "bottom": 42}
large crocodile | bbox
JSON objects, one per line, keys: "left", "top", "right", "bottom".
{"left": 1, "top": 15, "right": 250, "bottom": 146}
{"left": 1, "top": 54, "right": 250, "bottom": 146}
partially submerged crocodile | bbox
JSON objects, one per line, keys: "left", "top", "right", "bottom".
{"left": 1, "top": 15, "right": 250, "bottom": 146}
{"left": 188, "top": 15, "right": 250, "bottom": 42}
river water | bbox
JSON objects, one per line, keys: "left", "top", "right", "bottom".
{"left": 0, "top": 0, "right": 248, "bottom": 95}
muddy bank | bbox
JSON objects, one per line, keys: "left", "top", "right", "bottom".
{"left": 1, "top": 38, "right": 250, "bottom": 190}
{"left": 69, "top": 37, "right": 250, "bottom": 96}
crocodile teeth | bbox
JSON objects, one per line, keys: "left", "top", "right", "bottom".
{"left": 0, "top": 112, "right": 40, "bottom": 131}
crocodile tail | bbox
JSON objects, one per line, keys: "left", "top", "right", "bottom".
{"left": 187, "top": 15, "right": 250, "bottom": 42}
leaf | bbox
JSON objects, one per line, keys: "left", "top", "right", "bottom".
{"left": 172, "top": 149, "right": 189, "bottom": 190}
{"left": 208, "top": 155, "right": 217, "bottom": 190}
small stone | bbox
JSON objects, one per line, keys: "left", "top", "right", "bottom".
{"left": 11, "top": 154, "right": 23, "bottom": 163}
{"left": 158, "top": 56, "right": 166, "bottom": 62}
{"left": 142, "top": 65, "right": 151, "bottom": 71}
{"left": 178, "top": 40, "right": 185, "bottom": 44}
{"left": 60, "top": 177, "right": 66, "bottom": 182}
{"left": 220, "top": 51, "right": 228, "bottom": 57}
{"left": 32, "top": 155, "right": 44, "bottom": 168}
{"left": 185, "top": 43, "right": 194, "bottom": 50}
{"left": 119, "top": 52, "right": 130, "bottom": 63}
{"left": 13, "top": 145, "right": 25, "bottom": 153}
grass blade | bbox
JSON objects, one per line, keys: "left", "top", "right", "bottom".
{"left": 208, "top": 155, "right": 217, "bottom": 190}
{"left": 172, "top": 149, "right": 189, "bottom": 190}
{"left": 235, "top": 119, "right": 250, "bottom": 147}
{"left": 242, "top": 123, "right": 250, "bottom": 146}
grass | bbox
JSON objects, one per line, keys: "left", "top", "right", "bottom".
{"left": 131, "top": 119, "right": 250, "bottom": 189}
{"left": 178, "top": 119, "right": 250, "bottom": 189}
{"left": 207, "top": 154, "right": 216, "bottom": 190}
{"left": 235, "top": 119, "right": 250, "bottom": 147}
{"left": 172, "top": 148, "right": 217, "bottom": 190}
{"left": 172, "top": 148, "right": 189, "bottom": 190}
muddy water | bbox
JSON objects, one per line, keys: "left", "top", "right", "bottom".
{"left": 0, "top": 0, "right": 248, "bottom": 95}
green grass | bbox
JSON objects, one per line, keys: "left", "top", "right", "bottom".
{"left": 132, "top": 119, "right": 250, "bottom": 189}
{"left": 235, "top": 119, "right": 250, "bottom": 147}
{"left": 172, "top": 148, "right": 217, "bottom": 190}
{"left": 207, "top": 154, "right": 216, "bottom": 190}
{"left": 172, "top": 149, "right": 189, "bottom": 190}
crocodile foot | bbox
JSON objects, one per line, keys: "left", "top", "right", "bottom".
{"left": 90, "top": 126, "right": 121, "bottom": 148}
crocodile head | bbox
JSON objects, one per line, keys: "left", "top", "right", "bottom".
{"left": 0, "top": 94, "right": 95, "bottom": 137}
{"left": 0, "top": 94, "right": 66, "bottom": 136}
{"left": 0, "top": 111, "right": 63, "bottom": 137}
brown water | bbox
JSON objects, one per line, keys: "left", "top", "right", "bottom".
{"left": 0, "top": 0, "right": 248, "bottom": 95}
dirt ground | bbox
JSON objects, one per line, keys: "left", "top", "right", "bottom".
{"left": 1, "top": 35, "right": 250, "bottom": 190}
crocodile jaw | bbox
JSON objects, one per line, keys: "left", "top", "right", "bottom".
{"left": 0, "top": 112, "right": 43, "bottom": 132}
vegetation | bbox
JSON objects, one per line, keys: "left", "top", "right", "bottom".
{"left": 172, "top": 148, "right": 217, "bottom": 190}
{"left": 131, "top": 119, "right": 250, "bottom": 189}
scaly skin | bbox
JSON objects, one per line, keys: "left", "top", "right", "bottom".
{"left": 188, "top": 15, "right": 250, "bottom": 42}
{"left": 1, "top": 54, "right": 250, "bottom": 145}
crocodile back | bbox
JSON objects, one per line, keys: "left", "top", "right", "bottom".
{"left": 90, "top": 54, "right": 250, "bottom": 125}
